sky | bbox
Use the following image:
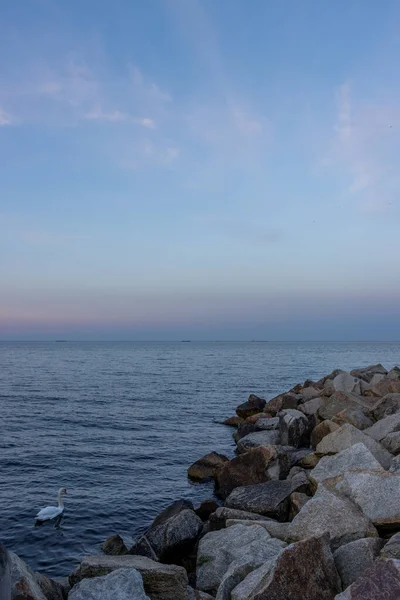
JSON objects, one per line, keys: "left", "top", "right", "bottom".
{"left": 1, "top": 0, "right": 400, "bottom": 341}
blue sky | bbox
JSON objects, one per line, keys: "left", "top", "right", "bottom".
{"left": 1, "top": 0, "right": 400, "bottom": 340}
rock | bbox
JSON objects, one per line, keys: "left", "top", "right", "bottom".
{"left": 316, "top": 423, "right": 392, "bottom": 469}
{"left": 225, "top": 519, "right": 290, "bottom": 541}
{"left": 334, "top": 558, "right": 400, "bottom": 599}
{"left": 333, "top": 538, "right": 383, "bottom": 588}
{"left": 333, "top": 373, "right": 362, "bottom": 395}
{"left": 69, "top": 555, "right": 188, "bottom": 600}
{"left": 297, "top": 452, "right": 320, "bottom": 469}
{"left": 350, "top": 364, "right": 388, "bottom": 383}
{"left": 215, "top": 447, "right": 273, "bottom": 499}
{"left": 311, "top": 420, "right": 340, "bottom": 447}
{"left": 236, "top": 395, "right": 266, "bottom": 419}
{"left": 187, "top": 589, "right": 214, "bottom": 600}
{"left": 195, "top": 500, "right": 219, "bottom": 522}
{"left": 69, "top": 568, "right": 150, "bottom": 600}
{"left": 130, "top": 499, "right": 203, "bottom": 563}
{"left": 34, "top": 572, "right": 65, "bottom": 600}
{"left": 234, "top": 419, "right": 279, "bottom": 443}
{"left": 370, "top": 377, "right": 400, "bottom": 398}
{"left": 0, "top": 544, "right": 10, "bottom": 600}
{"left": 236, "top": 431, "right": 280, "bottom": 453}
{"left": 382, "top": 432, "right": 400, "bottom": 455}
{"left": 299, "top": 397, "right": 323, "bottom": 417}
{"left": 251, "top": 417, "right": 279, "bottom": 430}
{"left": 9, "top": 551, "right": 47, "bottom": 600}
{"left": 188, "top": 453, "right": 229, "bottom": 482}
{"left": 364, "top": 413, "right": 400, "bottom": 442}
{"left": 222, "top": 416, "right": 244, "bottom": 428}
{"left": 279, "top": 409, "right": 310, "bottom": 448}
{"left": 332, "top": 408, "right": 373, "bottom": 430}
{"left": 372, "top": 393, "right": 400, "bottom": 420}
{"left": 300, "top": 386, "right": 322, "bottom": 400}
{"left": 336, "top": 470, "right": 400, "bottom": 531}
{"left": 231, "top": 533, "right": 341, "bottom": 600}
{"left": 318, "top": 392, "right": 371, "bottom": 422}
{"left": 390, "top": 455, "right": 400, "bottom": 472}
{"left": 225, "top": 477, "right": 305, "bottom": 521}
{"left": 208, "top": 507, "right": 272, "bottom": 530}
{"left": 310, "top": 443, "right": 383, "bottom": 485}
{"left": 388, "top": 366, "right": 400, "bottom": 380}
{"left": 381, "top": 532, "right": 400, "bottom": 559}
{"left": 289, "top": 482, "right": 377, "bottom": 551}
{"left": 289, "top": 492, "right": 310, "bottom": 519}
{"left": 102, "top": 534, "right": 128, "bottom": 556}
{"left": 263, "top": 393, "right": 299, "bottom": 416}
{"left": 196, "top": 524, "right": 285, "bottom": 596}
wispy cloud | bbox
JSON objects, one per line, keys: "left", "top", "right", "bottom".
{"left": 0, "top": 107, "right": 13, "bottom": 126}
{"left": 83, "top": 106, "right": 155, "bottom": 128}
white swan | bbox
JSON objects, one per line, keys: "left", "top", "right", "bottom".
{"left": 36, "top": 488, "right": 67, "bottom": 521}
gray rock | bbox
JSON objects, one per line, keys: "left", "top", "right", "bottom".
{"left": 289, "top": 482, "right": 378, "bottom": 551}
{"left": 372, "top": 393, "right": 400, "bottom": 420}
{"left": 232, "top": 534, "right": 341, "bottom": 600}
{"left": 298, "top": 396, "right": 323, "bottom": 416}
{"left": 310, "top": 443, "right": 383, "bottom": 485}
{"left": 334, "top": 558, "right": 400, "bottom": 599}
{"left": 69, "top": 568, "right": 150, "bottom": 600}
{"left": 187, "top": 590, "right": 214, "bottom": 600}
{"left": 289, "top": 492, "right": 310, "bottom": 519}
{"left": 208, "top": 507, "right": 272, "bottom": 530}
{"left": 102, "top": 534, "right": 128, "bottom": 556}
{"left": 188, "top": 453, "right": 229, "bottom": 482}
{"left": 318, "top": 392, "right": 369, "bottom": 422}
{"left": 34, "top": 572, "right": 65, "bottom": 600}
{"left": 332, "top": 408, "right": 373, "bottom": 430}
{"left": 130, "top": 499, "right": 203, "bottom": 562}
{"left": 225, "top": 519, "right": 290, "bottom": 541}
{"left": 0, "top": 544, "right": 10, "bottom": 600}
{"left": 350, "top": 364, "right": 387, "bottom": 383}
{"left": 382, "top": 432, "right": 400, "bottom": 455}
{"left": 364, "top": 413, "right": 400, "bottom": 442}
{"left": 279, "top": 409, "right": 310, "bottom": 448}
{"left": 381, "top": 532, "right": 400, "bottom": 559}
{"left": 225, "top": 479, "right": 296, "bottom": 520}
{"left": 236, "top": 431, "right": 280, "bottom": 453}
{"left": 300, "top": 386, "right": 322, "bottom": 400}
{"left": 370, "top": 377, "right": 400, "bottom": 398}
{"left": 333, "top": 373, "right": 362, "bottom": 395}
{"left": 253, "top": 416, "right": 279, "bottom": 430}
{"left": 390, "top": 455, "right": 400, "bottom": 472}
{"left": 215, "top": 560, "right": 262, "bottom": 600}
{"left": 316, "top": 423, "right": 392, "bottom": 469}
{"left": 388, "top": 366, "right": 400, "bottom": 380}
{"left": 196, "top": 524, "right": 285, "bottom": 596}
{"left": 69, "top": 555, "right": 188, "bottom": 600}
{"left": 9, "top": 551, "right": 47, "bottom": 600}
{"left": 311, "top": 420, "right": 340, "bottom": 447}
{"left": 333, "top": 538, "right": 383, "bottom": 588}
{"left": 336, "top": 470, "right": 400, "bottom": 530}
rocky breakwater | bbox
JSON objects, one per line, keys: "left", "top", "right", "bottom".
{"left": 3, "top": 363, "right": 400, "bottom": 600}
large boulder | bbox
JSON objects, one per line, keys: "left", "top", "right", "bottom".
{"left": 102, "top": 534, "right": 128, "bottom": 556}
{"left": 333, "top": 538, "right": 383, "bottom": 589}
{"left": 309, "top": 443, "right": 383, "bottom": 486}
{"left": 196, "top": 524, "right": 286, "bottom": 597}
{"left": 0, "top": 544, "right": 10, "bottom": 600}
{"left": 279, "top": 409, "right": 310, "bottom": 448}
{"left": 332, "top": 408, "right": 373, "bottom": 430}
{"left": 335, "top": 558, "right": 400, "bottom": 599}
{"left": 350, "top": 364, "right": 387, "bottom": 383}
{"left": 298, "top": 397, "right": 323, "bottom": 417}
{"left": 289, "top": 482, "right": 377, "bottom": 551}
{"left": 236, "top": 431, "right": 280, "bottom": 453}
{"left": 224, "top": 475, "right": 307, "bottom": 521}
{"left": 372, "top": 393, "right": 400, "bottom": 420}
{"left": 8, "top": 551, "right": 58, "bottom": 600}
{"left": 388, "top": 366, "right": 400, "bottom": 380}
{"left": 236, "top": 395, "right": 266, "bottom": 419}
{"left": 225, "top": 519, "right": 290, "bottom": 542}
{"left": 34, "top": 573, "right": 66, "bottom": 600}
{"left": 233, "top": 419, "right": 279, "bottom": 443}
{"left": 311, "top": 420, "right": 340, "bottom": 447}
{"left": 316, "top": 423, "right": 392, "bottom": 469}
{"left": 69, "top": 555, "right": 188, "bottom": 600}
{"left": 223, "top": 416, "right": 244, "bottom": 428}
{"left": 215, "top": 447, "right": 273, "bottom": 499}
{"left": 332, "top": 373, "right": 362, "bottom": 395}
{"left": 336, "top": 470, "right": 400, "bottom": 531}
{"left": 381, "top": 532, "right": 400, "bottom": 559}
{"left": 69, "top": 568, "right": 150, "bottom": 600}
{"left": 130, "top": 500, "right": 203, "bottom": 563}
{"left": 188, "top": 453, "right": 229, "bottom": 482}
{"left": 318, "top": 392, "right": 371, "bottom": 421}
{"left": 382, "top": 432, "right": 400, "bottom": 455}
{"left": 370, "top": 377, "right": 400, "bottom": 398}
{"left": 263, "top": 393, "right": 299, "bottom": 416}
{"left": 364, "top": 413, "right": 400, "bottom": 442}
{"left": 231, "top": 534, "right": 341, "bottom": 600}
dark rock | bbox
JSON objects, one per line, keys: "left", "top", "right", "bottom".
{"left": 335, "top": 558, "right": 400, "bottom": 600}
{"left": 236, "top": 395, "right": 266, "bottom": 419}
{"left": 388, "top": 366, "right": 400, "bottom": 380}
{"left": 195, "top": 500, "right": 219, "bottom": 522}
{"left": 69, "top": 555, "right": 188, "bottom": 600}
{"left": 232, "top": 533, "right": 341, "bottom": 600}
{"left": 364, "top": 412, "right": 400, "bottom": 442}
{"left": 311, "top": 420, "right": 340, "bottom": 447}
{"left": 333, "top": 538, "right": 383, "bottom": 589}
{"left": 215, "top": 447, "right": 273, "bottom": 499}
{"left": 222, "top": 416, "right": 244, "bottom": 428}
{"left": 279, "top": 409, "right": 311, "bottom": 447}
{"left": 68, "top": 568, "right": 149, "bottom": 600}
{"left": 298, "top": 397, "right": 323, "bottom": 417}
{"left": 102, "top": 534, "right": 128, "bottom": 556}
{"left": 263, "top": 393, "right": 299, "bottom": 416}
{"left": 34, "top": 573, "right": 65, "bottom": 600}
{"left": 350, "top": 364, "right": 388, "bottom": 383}
{"left": 225, "top": 477, "right": 305, "bottom": 521}
{"left": 372, "top": 393, "right": 400, "bottom": 420}
{"left": 188, "top": 453, "right": 229, "bottom": 482}
{"left": 234, "top": 422, "right": 261, "bottom": 442}
{"left": 297, "top": 452, "right": 320, "bottom": 469}
{"left": 382, "top": 432, "right": 400, "bottom": 455}
{"left": 370, "top": 377, "right": 400, "bottom": 398}
{"left": 289, "top": 492, "right": 310, "bottom": 520}
{"left": 0, "top": 544, "right": 10, "bottom": 600}
{"left": 381, "top": 532, "right": 400, "bottom": 559}
{"left": 236, "top": 431, "right": 280, "bottom": 453}
{"left": 9, "top": 551, "right": 47, "bottom": 600}
{"left": 331, "top": 407, "right": 373, "bottom": 430}
{"left": 130, "top": 500, "right": 203, "bottom": 563}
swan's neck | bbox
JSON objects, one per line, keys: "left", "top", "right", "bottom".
{"left": 57, "top": 491, "right": 64, "bottom": 508}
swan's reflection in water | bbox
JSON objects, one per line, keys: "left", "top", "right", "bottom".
{"left": 35, "top": 514, "right": 64, "bottom": 530}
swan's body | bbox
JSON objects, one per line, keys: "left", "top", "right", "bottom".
{"left": 36, "top": 488, "right": 67, "bottom": 521}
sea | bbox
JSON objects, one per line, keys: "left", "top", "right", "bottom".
{"left": 0, "top": 341, "right": 399, "bottom": 577}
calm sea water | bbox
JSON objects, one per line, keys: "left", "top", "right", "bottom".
{"left": 0, "top": 341, "right": 399, "bottom": 577}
